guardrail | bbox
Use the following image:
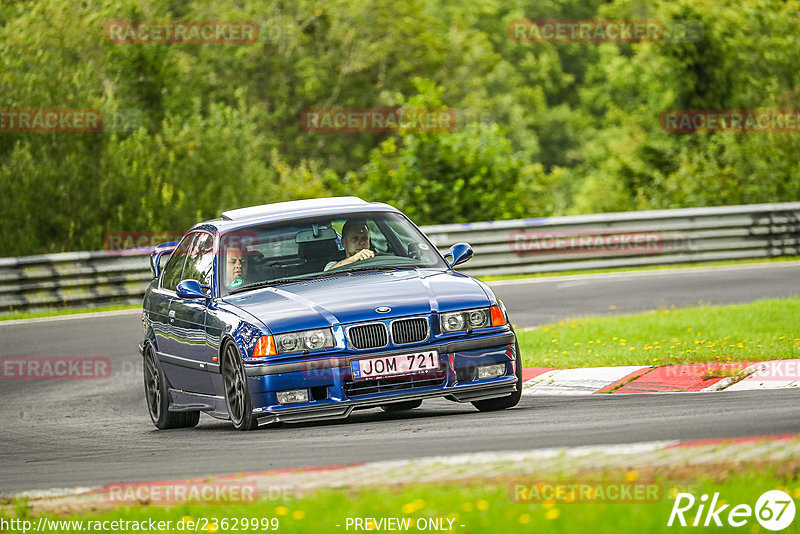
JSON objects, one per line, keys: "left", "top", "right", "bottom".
{"left": 0, "top": 251, "right": 151, "bottom": 313}
{"left": 428, "top": 202, "right": 800, "bottom": 276}
{"left": 1, "top": 202, "right": 799, "bottom": 313}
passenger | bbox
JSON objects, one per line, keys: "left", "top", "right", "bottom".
{"left": 325, "top": 219, "right": 374, "bottom": 270}
{"left": 225, "top": 247, "right": 248, "bottom": 289}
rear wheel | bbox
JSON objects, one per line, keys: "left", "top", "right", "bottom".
{"left": 471, "top": 340, "right": 523, "bottom": 412}
{"left": 143, "top": 345, "right": 200, "bottom": 429}
{"left": 380, "top": 399, "right": 423, "bottom": 412}
{"left": 222, "top": 342, "right": 259, "bottom": 431}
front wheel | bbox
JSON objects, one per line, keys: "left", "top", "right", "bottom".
{"left": 471, "top": 340, "right": 523, "bottom": 412}
{"left": 143, "top": 345, "right": 200, "bottom": 429}
{"left": 222, "top": 342, "right": 259, "bottom": 431}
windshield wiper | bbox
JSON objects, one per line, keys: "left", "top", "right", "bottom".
{"left": 228, "top": 278, "right": 304, "bottom": 294}
{"left": 345, "top": 265, "right": 406, "bottom": 273}
{"left": 303, "top": 271, "right": 351, "bottom": 280}
{"left": 229, "top": 266, "right": 412, "bottom": 294}
{"left": 230, "top": 270, "right": 357, "bottom": 294}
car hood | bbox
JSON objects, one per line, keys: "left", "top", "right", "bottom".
{"left": 222, "top": 269, "right": 493, "bottom": 333}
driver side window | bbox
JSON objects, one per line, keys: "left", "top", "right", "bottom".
{"left": 161, "top": 234, "right": 196, "bottom": 292}
{"left": 182, "top": 232, "right": 214, "bottom": 291}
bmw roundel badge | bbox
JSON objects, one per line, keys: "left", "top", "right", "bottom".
{"left": 376, "top": 306, "right": 391, "bottom": 313}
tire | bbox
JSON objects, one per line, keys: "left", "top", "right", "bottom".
{"left": 222, "top": 341, "right": 259, "bottom": 431}
{"left": 143, "top": 345, "right": 200, "bottom": 429}
{"left": 380, "top": 399, "right": 423, "bottom": 412}
{"left": 470, "top": 339, "right": 523, "bottom": 412}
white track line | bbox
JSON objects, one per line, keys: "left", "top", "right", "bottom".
{"left": 0, "top": 308, "right": 141, "bottom": 327}
{"left": 487, "top": 261, "right": 800, "bottom": 287}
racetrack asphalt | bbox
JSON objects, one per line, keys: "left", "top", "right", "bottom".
{"left": 1, "top": 262, "right": 798, "bottom": 493}
{"left": 489, "top": 261, "right": 800, "bottom": 327}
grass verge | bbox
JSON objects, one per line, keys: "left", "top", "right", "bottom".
{"left": 516, "top": 297, "right": 800, "bottom": 368}
{"left": 4, "top": 463, "right": 799, "bottom": 533}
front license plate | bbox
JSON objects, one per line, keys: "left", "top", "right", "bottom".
{"left": 351, "top": 351, "right": 439, "bottom": 380}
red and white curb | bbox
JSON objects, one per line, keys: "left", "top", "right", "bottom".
{"left": 721, "top": 360, "right": 800, "bottom": 391}
{"left": 521, "top": 359, "right": 800, "bottom": 395}
{"left": 520, "top": 366, "right": 649, "bottom": 395}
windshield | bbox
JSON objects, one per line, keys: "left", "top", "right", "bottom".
{"left": 220, "top": 212, "right": 447, "bottom": 295}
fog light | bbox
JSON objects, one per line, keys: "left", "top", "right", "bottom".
{"left": 276, "top": 389, "right": 309, "bottom": 405}
{"left": 477, "top": 363, "right": 506, "bottom": 380}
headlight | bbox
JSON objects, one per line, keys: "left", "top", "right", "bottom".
{"left": 440, "top": 306, "right": 505, "bottom": 333}
{"left": 441, "top": 308, "right": 489, "bottom": 332}
{"left": 441, "top": 312, "right": 466, "bottom": 332}
{"left": 304, "top": 330, "right": 329, "bottom": 350}
{"left": 278, "top": 333, "right": 300, "bottom": 353}
{"left": 468, "top": 309, "right": 489, "bottom": 328}
{"left": 274, "top": 328, "right": 335, "bottom": 354}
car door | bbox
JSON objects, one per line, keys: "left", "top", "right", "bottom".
{"left": 167, "top": 231, "right": 217, "bottom": 395}
{"left": 151, "top": 233, "right": 194, "bottom": 363}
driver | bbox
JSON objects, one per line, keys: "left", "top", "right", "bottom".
{"left": 224, "top": 247, "right": 248, "bottom": 289}
{"left": 325, "top": 219, "right": 374, "bottom": 270}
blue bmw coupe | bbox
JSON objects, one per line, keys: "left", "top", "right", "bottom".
{"left": 140, "top": 197, "right": 522, "bottom": 430}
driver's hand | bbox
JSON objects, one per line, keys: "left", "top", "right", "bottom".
{"left": 350, "top": 249, "right": 374, "bottom": 263}
{"left": 329, "top": 249, "right": 375, "bottom": 270}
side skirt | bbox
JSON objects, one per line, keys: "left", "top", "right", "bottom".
{"left": 168, "top": 388, "right": 227, "bottom": 418}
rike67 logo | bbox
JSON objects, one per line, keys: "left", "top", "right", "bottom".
{"left": 668, "top": 490, "right": 795, "bottom": 531}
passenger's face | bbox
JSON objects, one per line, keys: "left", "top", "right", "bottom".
{"left": 343, "top": 226, "right": 370, "bottom": 257}
{"left": 226, "top": 248, "right": 247, "bottom": 285}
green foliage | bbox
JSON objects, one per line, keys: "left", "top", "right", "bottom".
{"left": 356, "top": 79, "right": 556, "bottom": 223}
{"left": 571, "top": 0, "right": 800, "bottom": 211}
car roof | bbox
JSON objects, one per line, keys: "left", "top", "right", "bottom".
{"left": 189, "top": 197, "right": 402, "bottom": 234}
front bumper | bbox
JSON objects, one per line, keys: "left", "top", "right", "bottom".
{"left": 243, "top": 332, "right": 519, "bottom": 426}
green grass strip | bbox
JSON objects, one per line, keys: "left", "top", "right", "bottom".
{"left": 516, "top": 297, "right": 800, "bottom": 368}
{"left": 4, "top": 465, "right": 799, "bottom": 533}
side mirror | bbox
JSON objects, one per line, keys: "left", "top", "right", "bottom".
{"left": 447, "top": 243, "right": 473, "bottom": 268}
{"left": 176, "top": 279, "right": 209, "bottom": 299}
